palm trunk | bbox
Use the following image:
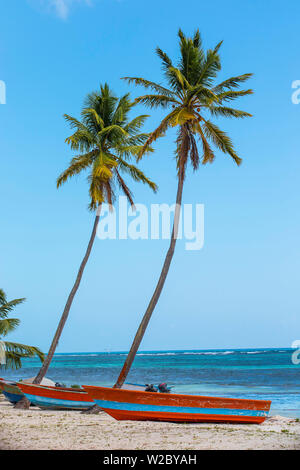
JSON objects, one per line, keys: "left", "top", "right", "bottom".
{"left": 15, "top": 206, "right": 102, "bottom": 409}
{"left": 114, "top": 172, "right": 184, "bottom": 388}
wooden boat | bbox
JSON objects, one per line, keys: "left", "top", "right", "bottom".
{"left": 17, "top": 382, "right": 94, "bottom": 410}
{"left": 17, "top": 382, "right": 148, "bottom": 410}
{"left": 0, "top": 378, "right": 25, "bottom": 404}
{"left": 83, "top": 385, "right": 271, "bottom": 424}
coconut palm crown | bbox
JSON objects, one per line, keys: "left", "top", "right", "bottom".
{"left": 124, "top": 29, "right": 253, "bottom": 174}
{"left": 58, "top": 83, "right": 157, "bottom": 209}
{"left": 0, "top": 289, "right": 44, "bottom": 369}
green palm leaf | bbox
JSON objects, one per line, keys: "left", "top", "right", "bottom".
{"left": 0, "top": 289, "right": 44, "bottom": 371}
{"left": 0, "top": 298, "right": 25, "bottom": 318}
{"left": 213, "top": 73, "right": 253, "bottom": 92}
{"left": 122, "top": 77, "right": 174, "bottom": 98}
{"left": 209, "top": 106, "right": 252, "bottom": 119}
{"left": 2, "top": 341, "right": 44, "bottom": 370}
{"left": 216, "top": 89, "right": 253, "bottom": 103}
{"left": 203, "top": 119, "right": 242, "bottom": 165}
{"left": 57, "top": 150, "right": 97, "bottom": 188}
{"left": 135, "top": 95, "right": 179, "bottom": 109}
{"left": 0, "top": 318, "right": 20, "bottom": 336}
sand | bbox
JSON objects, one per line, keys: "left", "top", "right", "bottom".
{"left": 0, "top": 396, "right": 299, "bottom": 450}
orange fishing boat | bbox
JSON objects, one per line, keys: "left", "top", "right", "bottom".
{"left": 83, "top": 385, "right": 271, "bottom": 424}
{"left": 16, "top": 382, "right": 146, "bottom": 410}
{"left": 18, "top": 382, "right": 94, "bottom": 410}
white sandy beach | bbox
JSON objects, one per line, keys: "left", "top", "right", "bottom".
{"left": 0, "top": 396, "right": 299, "bottom": 450}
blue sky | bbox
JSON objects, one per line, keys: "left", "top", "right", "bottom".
{"left": 1, "top": 0, "right": 299, "bottom": 353}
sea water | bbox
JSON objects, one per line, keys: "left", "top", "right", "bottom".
{"left": 2, "top": 348, "right": 299, "bottom": 418}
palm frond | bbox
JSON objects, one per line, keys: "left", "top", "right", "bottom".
{"left": 117, "top": 158, "right": 158, "bottom": 192}
{"left": 0, "top": 318, "right": 20, "bottom": 336}
{"left": 209, "top": 106, "right": 252, "bottom": 119}
{"left": 122, "top": 77, "right": 174, "bottom": 97}
{"left": 0, "top": 289, "right": 7, "bottom": 305}
{"left": 2, "top": 341, "right": 44, "bottom": 370}
{"left": 196, "top": 42, "right": 222, "bottom": 87}
{"left": 0, "top": 298, "right": 25, "bottom": 318}
{"left": 112, "top": 93, "right": 132, "bottom": 125}
{"left": 187, "top": 85, "right": 219, "bottom": 104}
{"left": 97, "top": 125, "right": 128, "bottom": 142}
{"left": 216, "top": 89, "right": 253, "bottom": 103}
{"left": 135, "top": 94, "right": 179, "bottom": 109}
{"left": 155, "top": 47, "right": 173, "bottom": 69}
{"left": 115, "top": 144, "right": 154, "bottom": 160}
{"left": 213, "top": 73, "right": 253, "bottom": 93}
{"left": 81, "top": 108, "right": 104, "bottom": 133}
{"left": 124, "top": 115, "right": 149, "bottom": 134}
{"left": 203, "top": 119, "right": 242, "bottom": 165}
{"left": 195, "top": 123, "right": 216, "bottom": 164}
{"left": 138, "top": 110, "right": 178, "bottom": 159}
{"left": 88, "top": 176, "right": 105, "bottom": 211}
{"left": 164, "top": 66, "right": 188, "bottom": 94}
{"left": 124, "top": 133, "right": 151, "bottom": 147}
{"left": 193, "top": 29, "right": 202, "bottom": 48}
{"left": 115, "top": 169, "right": 135, "bottom": 207}
{"left": 64, "top": 114, "right": 87, "bottom": 131}
{"left": 65, "top": 129, "right": 95, "bottom": 152}
{"left": 57, "top": 151, "right": 97, "bottom": 188}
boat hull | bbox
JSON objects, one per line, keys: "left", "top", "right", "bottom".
{"left": 17, "top": 383, "right": 94, "bottom": 410}
{"left": 83, "top": 386, "right": 271, "bottom": 424}
{"left": 0, "top": 379, "right": 24, "bottom": 404}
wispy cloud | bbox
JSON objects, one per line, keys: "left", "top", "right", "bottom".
{"left": 30, "top": 0, "right": 92, "bottom": 20}
{"left": 52, "top": 0, "right": 92, "bottom": 19}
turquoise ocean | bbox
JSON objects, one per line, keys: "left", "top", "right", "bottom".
{"left": 2, "top": 348, "right": 299, "bottom": 417}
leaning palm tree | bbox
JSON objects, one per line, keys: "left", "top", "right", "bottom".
{"left": 114, "top": 29, "right": 253, "bottom": 388}
{"left": 16, "top": 84, "right": 157, "bottom": 408}
{"left": 0, "top": 289, "right": 44, "bottom": 369}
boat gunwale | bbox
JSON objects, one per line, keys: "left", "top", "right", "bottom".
{"left": 17, "top": 383, "right": 86, "bottom": 394}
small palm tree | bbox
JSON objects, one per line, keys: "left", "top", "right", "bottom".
{"left": 0, "top": 289, "right": 44, "bottom": 369}
{"left": 114, "top": 29, "right": 253, "bottom": 388}
{"left": 32, "top": 84, "right": 157, "bottom": 385}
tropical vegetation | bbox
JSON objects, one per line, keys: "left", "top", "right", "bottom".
{"left": 31, "top": 84, "right": 157, "bottom": 387}
{"left": 114, "top": 29, "right": 253, "bottom": 388}
{"left": 0, "top": 289, "right": 44, "bottom": 370}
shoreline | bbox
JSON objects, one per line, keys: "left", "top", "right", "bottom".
{"left": 0, "top": 397, "right": 299, "bottom": 450}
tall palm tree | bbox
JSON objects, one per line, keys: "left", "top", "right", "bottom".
{"left": 16, "top": 85, "right": 157, "bottom": 409}
{"left": 114, "top": 29, "right": 253, "bottom": 388}
{"left": 0, "top": 289, "right": 44, "bottom": 369}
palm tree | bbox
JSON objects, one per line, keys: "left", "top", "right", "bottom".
{"left": 114, "top": 29, "right": 253, "bottom": 388}
{"left": 17, "top": 85, "right": 157, "bottom": 403}
{"left": 0, "top": 289, "right": 44, "bottom": 369}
